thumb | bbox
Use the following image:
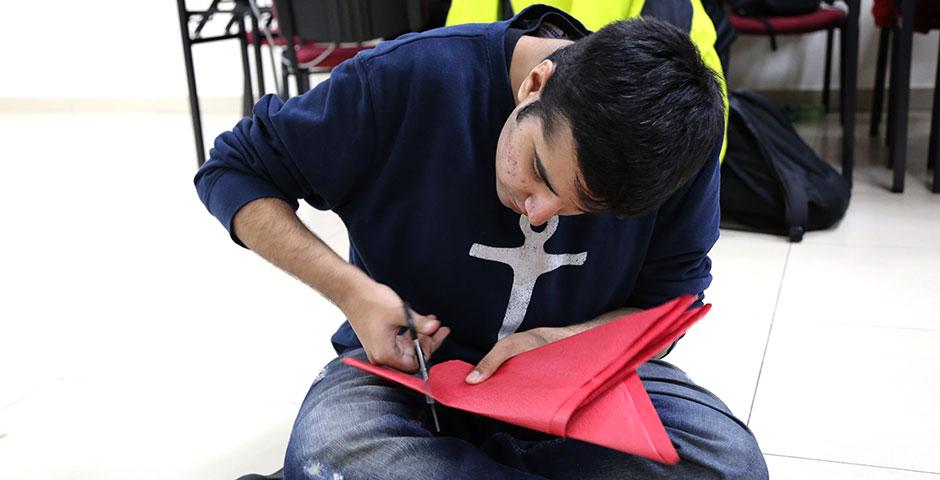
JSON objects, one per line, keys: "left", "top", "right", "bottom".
{"left": 465, "top": 341, "right": 511, "bottom": 384}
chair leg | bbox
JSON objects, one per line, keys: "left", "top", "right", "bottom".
{"left": 839, "top": 27, "right": 846, "bottom": 126}
{"left": 840, "top": 0, "right": 859, "bottom": 187}
{"left": 249, "top": 12, "right": 266, "bottom": 100}
{"left": 299, "top": 70, "right": 311, "bottom": 94}
{"left": 176, "top": 0, "right": 205, "bottom": 166}
{"left": 930, "top": 76, "right": 939, "bottom": 173}
{"left": 870, "top": 28, "right": 891, "bottom": 137}
{"left": 295, "top": 67, "right": 307, "bottom": 96}
{"left": 280, "top": 60, "right": 291, "bottom": 101}
{"left": 889, "top": 0, "right": 915, "bottom": 193}
{"left": 237, "top": 15, "right": 254, "bottom": 117}
{"left": 885, "top": 31, "right": 898, "bottom": 163}
{"left": 928, "top": 32, "right": 940, "bottom": 192}
{"left": 887, "top": 26, "right": 901, "bottom": 153}
{"left": 823, "top": 28, "right": 834, "bottom": 113}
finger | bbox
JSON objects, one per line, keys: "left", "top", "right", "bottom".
{"left": 398, "top": 310, "right": 441, "bottom": 334}
{"left": 466, "top": 337, "right": 515, "bottom": 384}
{"left": 392, "top": 335, "right": 419, "bottom": 372}
{"left": 419, "top": 334, "right": 433, "bottom": 360}
{"left": 366, "top": 340, "right": 414, "bottom": 371}
{"left": 420, "top": 326, "right": 451, "bottom": 361}
{"left": 408, "top": 313, "right": 441, "bottom": 357}
{"left": 415, "top": 315, "right": 441, "bottom": 336}
{"left": 429, "top": 326, "right": 451, "bottom": 354}
{"left": 370, "top": 334, "right": 417, "bottom": 373}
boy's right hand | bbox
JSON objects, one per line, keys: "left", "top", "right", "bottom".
{"left": 341, "top": 280, "right": 450, "bottom": 373}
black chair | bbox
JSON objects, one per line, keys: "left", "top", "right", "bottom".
{"left": 724, "top": 0, "right": 861, "bottom": 186}
{"left": 273, "top": 0, "right": 426, "bottom": 95}
{"left": 727, "top": 3, "right": 848, "bottom": 115}
{"left": 177, "top": 0, "right": 268, "bottom": 166}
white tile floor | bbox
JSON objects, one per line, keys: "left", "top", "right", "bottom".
{"left": 0, "top": 106, "right": 937, "bottom": 479}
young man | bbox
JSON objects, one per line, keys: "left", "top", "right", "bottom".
{"left": 195, "top": 5, "right": 767, "bottom": 479}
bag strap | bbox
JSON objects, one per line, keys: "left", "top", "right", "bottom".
{"left": 755, "top": 16, "right": 778, "bottom": 50}
{"left": 781, "top": 171, "right": 808, "bottom": 242}
{"left": 730, "top": 92, "right": 809, "bottom": 241}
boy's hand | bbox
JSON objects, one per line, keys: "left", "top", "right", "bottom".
{"left": 465, "top": 307, "right": 646, "bottom": 383}
{"left": 465, "top": 327, "right": 569, "bottom": 384}
{"left": 342, "top": 280, "right": 450, "bottom": 373}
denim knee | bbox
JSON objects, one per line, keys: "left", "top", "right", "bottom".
{"left": 640, "top": 362, "right": 768, "bottom": 480}
{"left": 716, "top": 426, "right": 769, "bottom": 480}
{"left": 283, "top": 351, "right": 433, "bottom": 480}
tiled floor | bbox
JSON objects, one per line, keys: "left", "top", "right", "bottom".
{"left": 0, "top": 106, "right": 937, "bottom": 479}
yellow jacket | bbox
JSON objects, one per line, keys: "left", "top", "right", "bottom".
{"left": 446, "top": 0, "right": 728, "bottom": 161}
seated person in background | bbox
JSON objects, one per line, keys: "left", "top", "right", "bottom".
{"left": 447, "top": 0, "right": 734, "bottom": 158}
{"left": 195, "top": 4, "right": 768, "bottom": 479}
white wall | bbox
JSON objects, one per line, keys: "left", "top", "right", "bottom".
{"left": 0, "top": 0, "right": 260, "bottom": 99}
{"left": 0, "top": 0, "right": 936, "bottom": 101}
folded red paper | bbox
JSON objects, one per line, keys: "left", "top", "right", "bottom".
{"left": 342, "top": 295, "right": 711, "bottom": 464}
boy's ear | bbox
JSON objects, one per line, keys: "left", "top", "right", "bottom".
{"left": 517, "top": 59, "right": 556, "bottom": 103}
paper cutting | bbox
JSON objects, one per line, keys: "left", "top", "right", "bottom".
{"left": 343, "top": 295, "right": 710, "bottom": 464}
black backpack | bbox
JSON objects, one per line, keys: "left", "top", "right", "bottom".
{"left": 720, "top": 90, "right": 851, "bottom": 242}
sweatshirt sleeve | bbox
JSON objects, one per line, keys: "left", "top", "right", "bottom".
{"left": 193, "top": 57, "right": 376, "bottom": 247}
{"left": 628, "top": 148, "right": 721, "bottom": 309}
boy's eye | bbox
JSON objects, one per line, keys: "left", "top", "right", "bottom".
{"left": 532, "top": 157, "right": 543, "bottom": 181}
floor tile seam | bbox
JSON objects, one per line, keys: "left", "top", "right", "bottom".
{"left": 851, "top": 187, "right": 940, "bottom": 196}
{"left": 798, "top": 240, "right": 940, "bottom": 251}
{"left": 0, "top": 393, "right": 35, "bottom": 414}
{"left": 0, "top": 378, "right": 65, "bottom": 414}
{"left": 746, "top": 243, "right": 791, "bottom": 426}
{"left": 768, "top": 319, "right": 940, "bottom": 334}
{"left": 764, "top": 453, "right": 940, "bottom": 476}
{"left": 0, "top": 377, "right": 305, "bottom": 409}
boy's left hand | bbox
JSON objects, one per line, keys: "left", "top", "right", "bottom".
{"left": 465, "top": 326, "right": 570, "bottom": 384}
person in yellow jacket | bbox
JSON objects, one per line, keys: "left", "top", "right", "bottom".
{"left": 447, "top": 0, "right": 730, "bottom": 161}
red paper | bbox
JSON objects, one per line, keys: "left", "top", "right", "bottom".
{"left": 343, "top": 295, "right": 710, "bottom": 464}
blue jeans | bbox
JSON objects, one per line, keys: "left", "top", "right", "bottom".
{"left": 284, "top": 348, "right": 768, "bottom": 480}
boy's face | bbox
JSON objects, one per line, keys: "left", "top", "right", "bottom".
{"left": 494, "top": 60, "right": 588, "bottom": 227}
{"left": 494, "top": 105, "right": 587, "bottom": 227}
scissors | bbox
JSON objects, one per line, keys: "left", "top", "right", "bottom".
{"left": 403, "top": 302, "right": 441, "bottom": 433}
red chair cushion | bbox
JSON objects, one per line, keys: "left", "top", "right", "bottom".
{"left": 872, "top": 0, "right": 940, "bottom": 32}
{"left": 729, "top": 7, "right": 846, "bottom": 34}
{"left": 242, "top": 9, "right": 373, "bottom": 71}
{"left": 295, "top": 44, "right": 372, "bottom": 69}
{"left": 244, "top": 29, "right": 371, "bottom": 70}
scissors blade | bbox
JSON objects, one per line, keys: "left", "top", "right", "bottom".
{"left": 404, "top": 302, "right": 441, "bottom": 433}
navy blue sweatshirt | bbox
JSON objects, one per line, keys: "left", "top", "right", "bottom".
{"left": 194, "top": 7, "right": 720, "bottom": 364}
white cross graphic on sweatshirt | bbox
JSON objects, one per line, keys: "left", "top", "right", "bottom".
{"left": 469, "top": 215, "right": 588, "bottom": 339}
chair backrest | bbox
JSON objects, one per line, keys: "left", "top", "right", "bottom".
{"left": 274, "top": 0, "right": 424, "bottom": 44}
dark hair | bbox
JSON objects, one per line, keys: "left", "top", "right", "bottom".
{"left": 518, "top": 17, "right": 725, "bottom": 217}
